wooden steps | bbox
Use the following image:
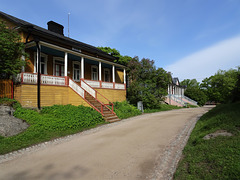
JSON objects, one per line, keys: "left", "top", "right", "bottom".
{"left": 85, "top": 92, "right": 120, "bottom": 123}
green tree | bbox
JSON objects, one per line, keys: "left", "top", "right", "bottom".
{"left": 201, "top": 69, "right": 238, "bottom": 103}
{"left": 97, "top": 46, "right": 132, "bottom": 66}
{"left": 127, "top": 56, "right": 171, "bottom": 108}
{"left": 181, "top": 79, "right": 200, "bottom": 88}
{"left": 230, "top": 67, "right": 240, "bottom": 102}
{"left": 0, "top": 21, "right": 26, "bottom": 79}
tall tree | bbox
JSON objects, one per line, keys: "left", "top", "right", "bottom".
{"left": 201, "top": 68, "right": 239, "bottom": 103}
{"left": 127, "top": 56, "right": 171, "bottom": 109}
{"left": 97, "top": 46, "right": 132, "bottom": 66}
{"left": 0, "top": 21, "right": 26, "bottom": 79}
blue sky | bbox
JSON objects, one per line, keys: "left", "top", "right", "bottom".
{"left": 1, "top": 0, "right": 240, "bottom": 81}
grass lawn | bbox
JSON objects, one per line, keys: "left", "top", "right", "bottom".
{"left": 174, "top": 102, "right": 240, "bottom": 180}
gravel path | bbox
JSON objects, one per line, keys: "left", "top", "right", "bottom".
{"left": 0, "top": 106, "right": 213, "bottom": 180}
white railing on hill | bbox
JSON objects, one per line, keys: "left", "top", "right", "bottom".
{"left": 167, "top": 95, "right": 186, "bottom": 106}
{"left": 182, "top": 95, "right": 198, "bottom": 106}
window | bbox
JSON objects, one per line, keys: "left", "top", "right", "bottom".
{"left": 73, "top": 61, "right": 80, "bottom": 81}
{"left": 91, "top": 65, "right": 98, "bottom": 81}
{"left": 53, "top": 57, "right": 65, "bottom": 77}
{"left": 104, "top": 68, "right": 110, "bottom": 82}
{"left": 34, "top": 53, "right": 48, "bottom": 74}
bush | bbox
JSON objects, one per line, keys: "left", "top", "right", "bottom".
{"left": 113, "top": 101, "right": 142, "bottom": 119}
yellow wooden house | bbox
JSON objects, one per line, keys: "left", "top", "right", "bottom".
{"left": 0, "top": 11, "right": 126, "bottom": 122}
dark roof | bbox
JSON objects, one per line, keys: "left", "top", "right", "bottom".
{"left": 0, "top": 11, "right": 117, "bottom": 62}
{"left": 172, "top": 77, "right": 180, "bottom": 85}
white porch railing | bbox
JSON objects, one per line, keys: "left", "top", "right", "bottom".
{"left": 22, "top": 73, "right": 65, "bottom": 86}
{"left": 21, "top": 73, "right": 126, "bottom": 90}
{"left": 115, "top": 83, "right": 125, "bottom": 90}
{"left": 41, "top": 75, "right": 65, "bottom": 86}
{"left": 22, "top": 73, "right": 37, "bottom": 84}
{"left": 102, "top": 82, "right": 113, "bottom": 89}
{"left": 84, "top": 80, "right": 100, "bottom": 88}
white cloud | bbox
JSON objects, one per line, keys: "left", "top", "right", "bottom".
{"left": 165, "top": 35, "right": 240, "bottom": 82}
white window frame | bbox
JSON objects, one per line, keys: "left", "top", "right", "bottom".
{"left": 34, "top": 52, "right": 48, "bottom": 74}
{"left": 91, "top": 65, "right": 98, "bottom": 81}
{"left": 53, "top": 57, "right": 64, "bottom": 77}
{"left": 72, "top": 61, "right": 81, "bottom": 82}
{"left": 104, "top": 68, "right": 110, "bottom": 82}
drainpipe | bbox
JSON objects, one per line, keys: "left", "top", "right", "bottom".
{"left": 35, "top": 39, "right": 41, "bottom": 110}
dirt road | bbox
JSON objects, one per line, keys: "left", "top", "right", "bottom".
{"left": 0, "top": 106, "right": 212, "bottom": 180}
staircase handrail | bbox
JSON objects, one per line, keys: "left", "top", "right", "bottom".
{"left": 68, "top": 78, "right": 103, "bottom": 115}
{"left": 183, "top": 95, "right": 198, "bottom": 105}
{"left": 81, "top": 79, "right": 115, "bottom": 115}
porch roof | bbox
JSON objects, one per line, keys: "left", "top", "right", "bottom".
{"left": 26, "top": 41, "right": 125, "bottom": 68}
{"left": 0, "top": 11, "right": 125, "bottom": 67}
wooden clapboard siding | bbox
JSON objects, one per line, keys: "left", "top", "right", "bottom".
{"left": 25, "top": 50, "right": 35, "bottom": 73}
{"left": 0, "top": 80, "right": 13, "bottom": 99}
{"left": 14, "top": 85, "right": 22, "bottom": 102}
{"left": 15, "top": 84, "right": 90, "bottom": 108}
{"left": 96, "top": 89, "right": 126, "bottom": 104}
{"left": 68, "top": 88, "right": 90, "bottom": 107}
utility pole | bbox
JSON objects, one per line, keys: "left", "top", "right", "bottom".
{"left": 68, "top": 13, "right": 70, "bottom": 37}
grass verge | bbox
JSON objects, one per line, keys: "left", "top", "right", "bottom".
{"left": 174, "top": 102, "right": 240, "bottom": 180}
{"left": 0, "top": 101, "right": 105, "bottom": 155}
{"left": 144, "top": 104, "right": 182, "bottom": 113}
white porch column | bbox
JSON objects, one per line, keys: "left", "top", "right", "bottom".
{"left": 64, "top": 52, "right": 68, "bottom": 76}
{"left": 112, "top": 65, "right": 115, "bottom": 83}
{"left": 81, "top": 57, "right": 84, "bottom": 79}
{"left": 123, "top": 68, "right": 126, "bottom": 84}
{"left": 21, "top": 49, "right": 25, "bottom": 72}
{"left": 99, "top": 62, "right": 102, "bottom": 81}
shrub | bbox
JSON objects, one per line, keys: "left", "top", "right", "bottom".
{"left": 113, "top": 101, "right": 141, "bottom": 119}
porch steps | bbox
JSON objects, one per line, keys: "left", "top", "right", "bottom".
{"left": 85, "top": 93, "right": 120, "bottom": 123}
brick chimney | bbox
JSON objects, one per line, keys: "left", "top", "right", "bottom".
{"left": 47, "top": 21, "right": 64, "bottom": 35}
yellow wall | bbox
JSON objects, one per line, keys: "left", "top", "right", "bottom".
{"left": 14, "top": 84, "right": 90, "bottom": 108}
{"left": 14, "top": 84, "right": 126, "bottom": 108}
{"left": 95, "top": 88, "right": 126, "bottom": 104}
